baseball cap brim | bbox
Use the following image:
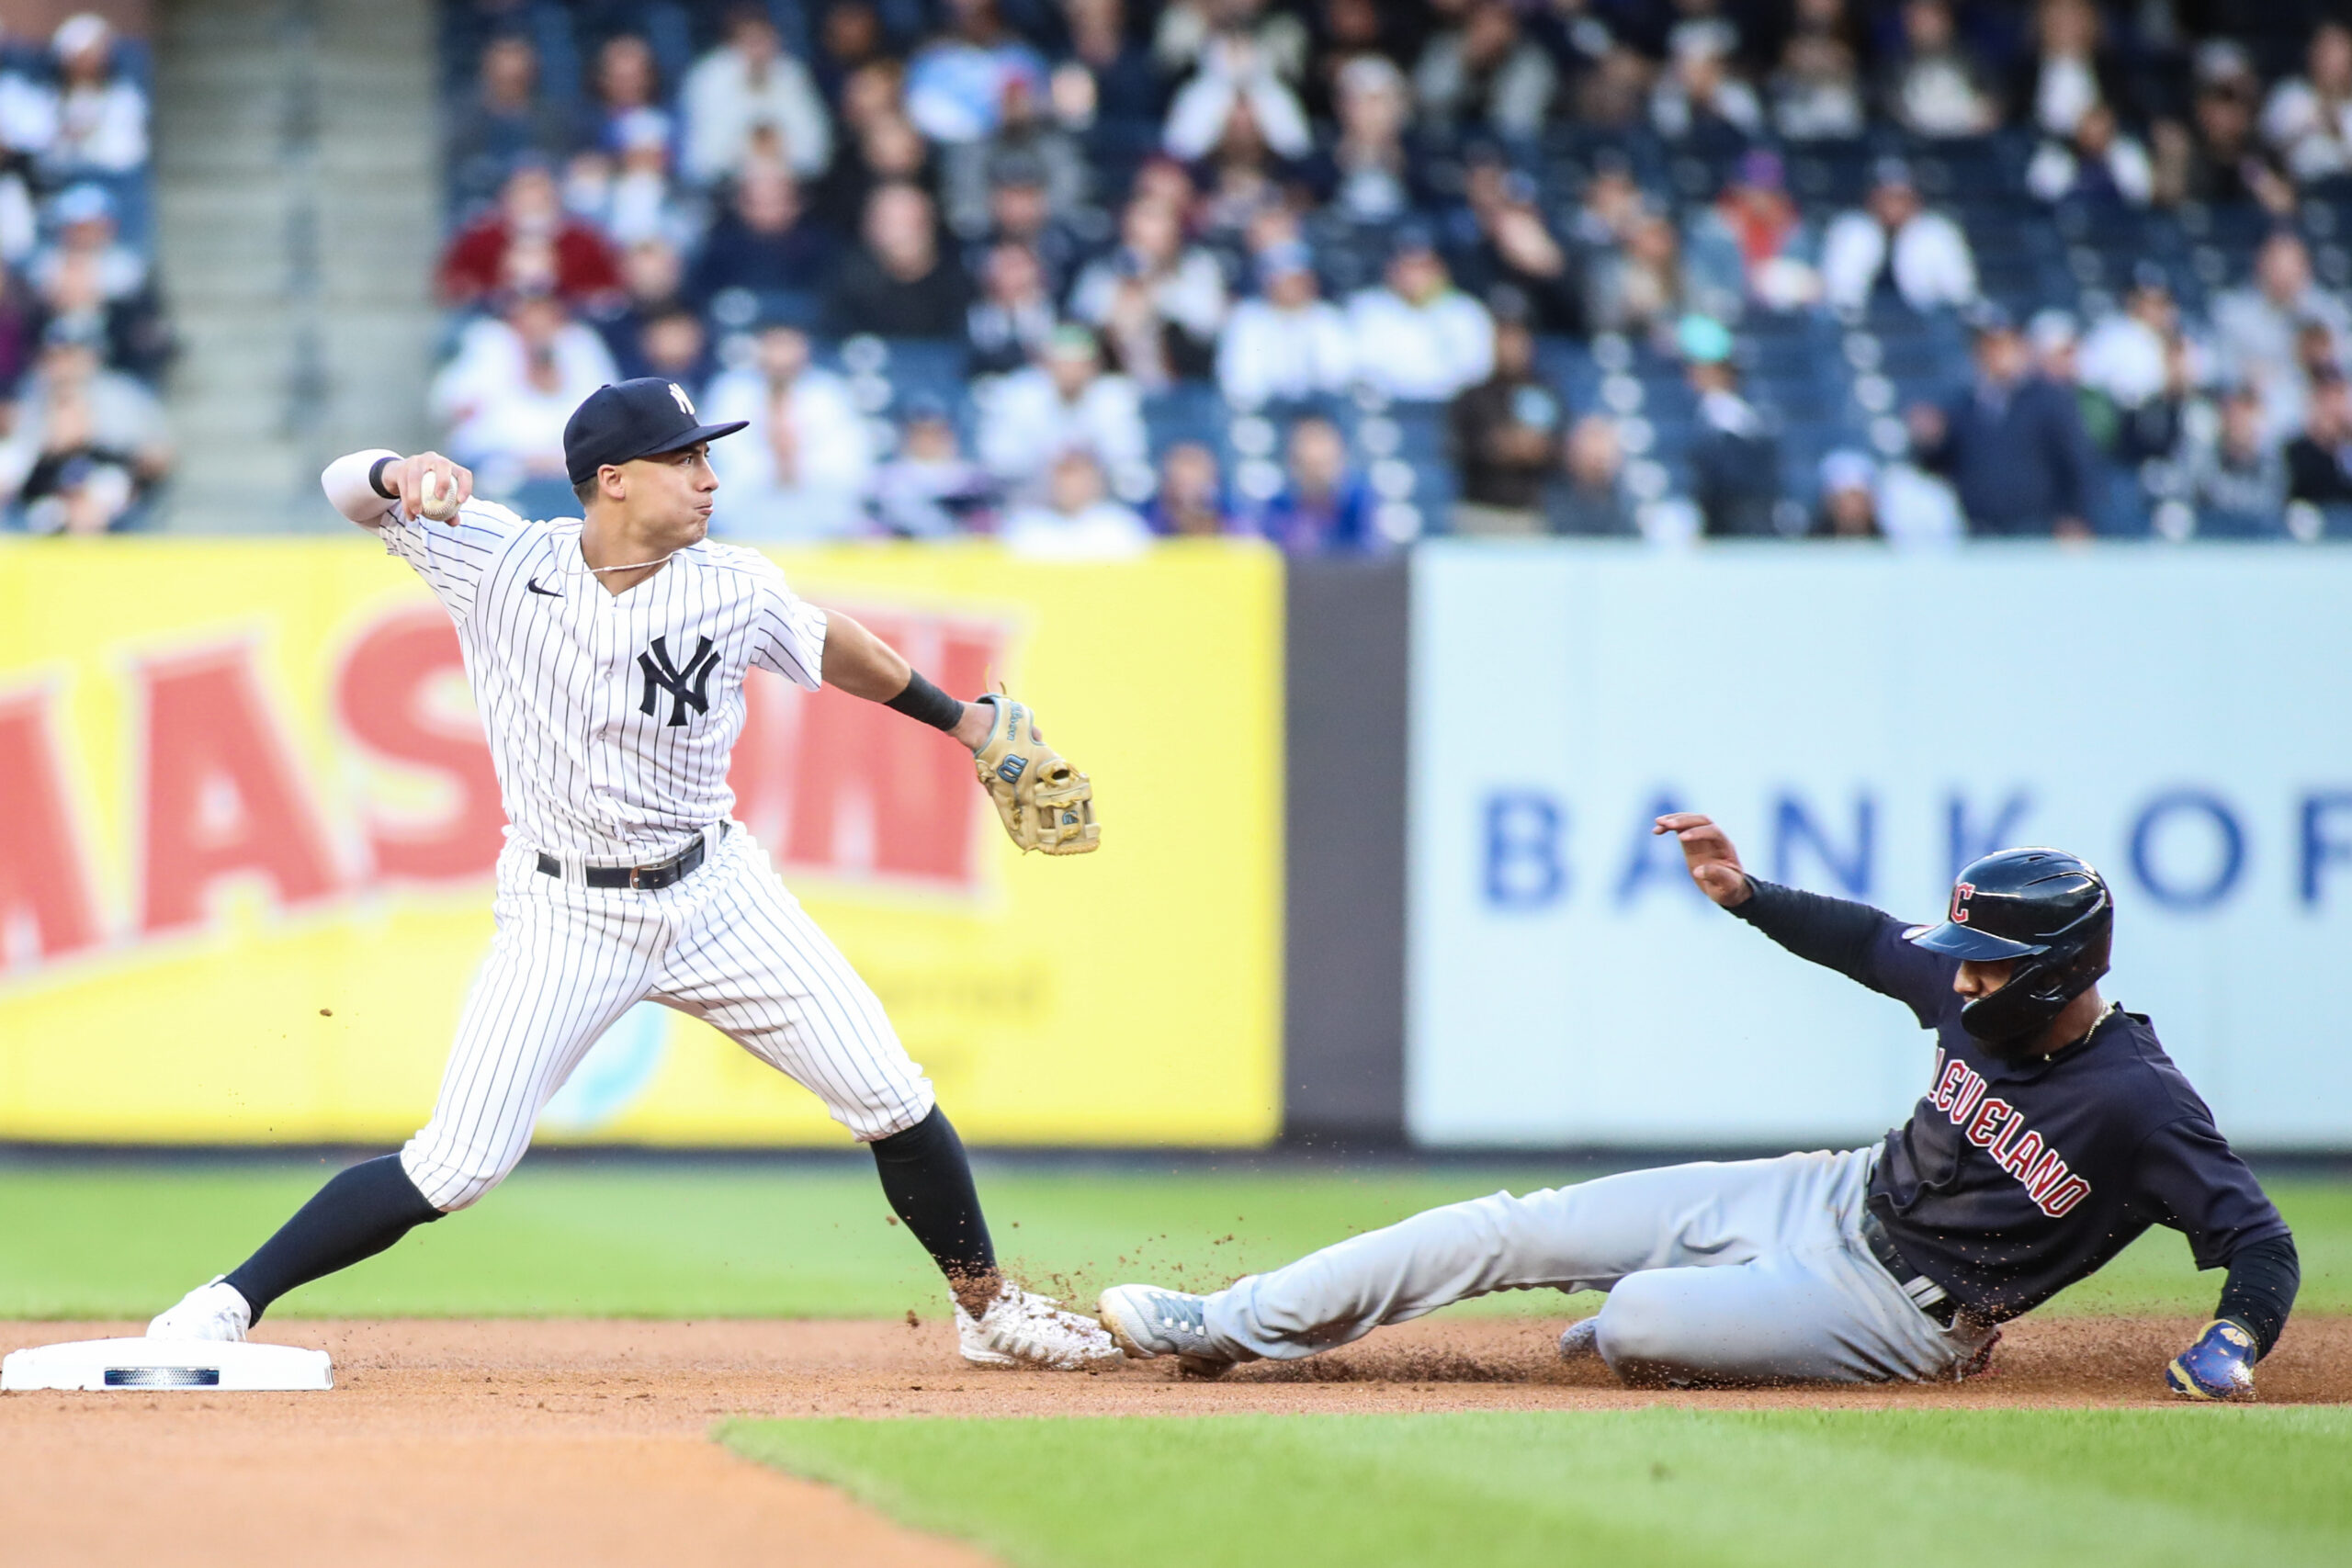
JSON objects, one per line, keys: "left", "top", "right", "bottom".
{"left": 578, "top": 420, "right": 748, "bottom": 482}
{"left": 1906, "top": 921, "right": 2045, "bottom": 961}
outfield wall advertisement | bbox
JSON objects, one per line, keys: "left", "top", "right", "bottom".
{"left": 0, "top": 540, "right": 1283, "bottom": 1146}
{"left": 1409, "top": 544, "right": 2352, "bottom": 1149}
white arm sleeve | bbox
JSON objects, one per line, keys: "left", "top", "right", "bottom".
{"left": 322, "top": 448, "right": 402, "bottom": 527}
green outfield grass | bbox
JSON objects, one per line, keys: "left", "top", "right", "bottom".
{"left": 725, "top": 1407, "right": 2352, "bottom": 1568}
{"left": 0, "top": 1160, "right": 2344, "bottom": 1321}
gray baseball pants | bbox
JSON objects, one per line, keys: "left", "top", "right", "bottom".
{"left": 1201, "top": 1147, "right": 1996, "bottom": 1383}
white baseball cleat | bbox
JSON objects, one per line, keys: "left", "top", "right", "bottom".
{"left": 956, "top": 1283, "right": 1123, "bottom": 1371}
{"left": 1557, "top": 1316, "right": 1601, "bottom": 1362}
{"left": 147, "top": 1278, "right": 252, "bottom": 1343}
{"left": 1096, "top": 1283, "right": 1242, "bottom": 1376}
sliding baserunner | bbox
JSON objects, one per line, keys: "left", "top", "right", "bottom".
{"left": 1100, "top": 814, "right": 2298, "bottom": 1396}
{"left": 148, "top": 378, "right": 1115, "bottom": 1371}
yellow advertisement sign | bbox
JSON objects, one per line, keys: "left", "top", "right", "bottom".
{"left": 0, "top": 538, "right": 1283, "bottom": 1146}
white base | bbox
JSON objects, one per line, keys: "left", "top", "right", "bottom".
{"left": 1, "top": 1337, "right": 333, "bottom": 1393}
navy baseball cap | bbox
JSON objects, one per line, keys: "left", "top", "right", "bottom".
{"left": 563, "top": 378, "right": 747, "bottom": 486}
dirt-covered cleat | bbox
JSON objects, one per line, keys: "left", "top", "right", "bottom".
{"left": 146, "top": 1278, "right": 253, "bottom": 1343}
{"left": 1096, "top": 1284, "right": 1240, "bottom": 1376}
{"left": 956, "top": 1283, "right": 1123, "bottom": 1371}
{"left": 1557, "top": 1316, "right": 1600, "bottom": 1362}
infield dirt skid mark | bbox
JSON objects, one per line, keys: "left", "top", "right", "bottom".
{"left": 4, "top": 1315, "right": 2346, "bottom": 1563}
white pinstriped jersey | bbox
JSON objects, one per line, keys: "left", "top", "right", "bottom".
{"left": 351, "top": 491, "right": 829, "bottom": 863}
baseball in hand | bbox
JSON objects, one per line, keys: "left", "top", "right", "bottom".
{"left": 418, "top": 470, "right": 460, "bottom": 522}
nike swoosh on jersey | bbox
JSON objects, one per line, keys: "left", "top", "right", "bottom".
{"left": 526, "top": 578, "right": 561, "bottom": 597}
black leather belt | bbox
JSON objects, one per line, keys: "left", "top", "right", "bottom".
{"left": 537, "top": 835, "right": 706, "bottom": 890}
{"left": 1859, "top": 1208, "right": 1961, "bottom": 1328}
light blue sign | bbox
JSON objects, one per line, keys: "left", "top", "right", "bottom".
{"left": 1408, "top": 543, "right": 2352, "bottom": 1148}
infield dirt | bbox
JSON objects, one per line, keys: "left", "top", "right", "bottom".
{"left": 4, "top": 1314, "right": 2347, "bottom": 1566}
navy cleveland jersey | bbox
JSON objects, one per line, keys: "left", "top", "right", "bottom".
{"left": 1840, "top": 907, "right": 2289, "bottom": 1320}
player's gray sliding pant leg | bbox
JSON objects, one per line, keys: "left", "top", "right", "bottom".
{"left": 1203, "top": 1148, "right": 1996, "bottom": 1383}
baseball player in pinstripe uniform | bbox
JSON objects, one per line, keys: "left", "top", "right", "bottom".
{"left": 146, "top": 378, "right": 1116, "bottom": 1370}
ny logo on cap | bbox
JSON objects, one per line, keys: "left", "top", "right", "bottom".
{"left": 669, "top": 382, "right": 695, "bottom": 416}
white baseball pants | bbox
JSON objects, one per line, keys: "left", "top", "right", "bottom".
{"left": 400, "top": 824, "right": 933, "bottom": 1212}
{"left": 1202, "top": 1147, "right": 1997, "bottom": 1383}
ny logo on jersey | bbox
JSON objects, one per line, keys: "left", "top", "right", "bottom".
{"left": 639, "top": 634, "right": 720, "bottom": 727}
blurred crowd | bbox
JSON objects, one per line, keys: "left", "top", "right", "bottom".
{"left": 0, "top": 13, "right": 168, "bottom": 536}
{"left": 428, "top": 0, "right": 2352, "bottom": 550}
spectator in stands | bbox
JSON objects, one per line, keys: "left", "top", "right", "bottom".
{"left": 625, "top": 305, "right": 711, "bottom": 392}
{"left": 907, "top": 0, "right": 1051, "bottom": 148}
{"left": 1453, "top": 157, "right": 1580, "bottom": 333}
{"left": 1545, "top": 412, "right": 1634, "bottom": 536}
{"left": 594, "top": 238, "right": 689, "bottom": 366}
{"left": 431, "top": 292, "right": 617, "bottom": 512}
{"left": 1811, "top": 449, "right": 1883, "bottom": 539}
{"left": 1414, "top": 0, "right": 1555, "bottom": 143}
{"left": 1649, "top": 26, "right": 1761, "bottom": 146}
{"left": 1163, "top": 20, "right": 1313, "bottom": 164}
{"left": 681, "top": 5, "right": 832, "bottom": 185}
{"left": 942, "top": 71, "right": 1092, "bottom": 249}
{"left": 2261, "top": 20, "right": 2352, "bottom": 185}
{"left": 1002, "top": 446, "right": 1152, "bottom": 557}
{"left": 1059, "top": 0, "right": 1164, "bottom": 134}
{"left": 0, "top": 323, "right": 167, "bottom": 534}
{"left": 581, "top": 35, "right": 672, "bottom": 158}
{"left": 2014, "top": 0, "right": 2131, "bottom": 141}
{"left": 1585, "top": 209, "right": 1706, "bottom": 340}
{"left": 1686, "top": 150, "right": 1819, "bottom": 315}
{"left": 1156, "top": 0, "right": 1308, "bottom": 89}
{"left": 871, "top": 393, "right": 1000, "bottom": 538}
{"left": 1348, "top": 231, "right": 1495, "bottom": 402}
{"left": 704, "top": 321, "right": 874, "bottom": 539}
{"left": 447, "top": 35, "right": 570, "bottom": 208}
{"left": 2183, "top": 384, "right": 2288, "bottom": 536}
{"left": 967, "top": 240, "right": 1057, "bottom": 377}
{"left": 1312, "top": 55, "right": 1422, "bottom": 228}
{"left": 813, "top": 1, "right": 888, "bottom": 107}
{"left": 1217, "top": 241, "right": 1353, "bottom": 407}
{"left": 438, "top": 163, "right": 624, "bottom": 309}
{"left": 2026, "top": 102, "right": 2153, "bottom": 207}
{"left": 32, "top": 184, "right": 169, "bottom": 378}
{"left": 1145, "top": 441, "right": 1238, "bottom": 536}
{"left": 1565, "top": 150, "right": 1645, "bottom": 266}
{"left": 1882, "top": 0, "right": 1999, "bottom": 140}
{"left": 1819, "top": 158, "right": 1978, "bottom": 315}
{"left": 1449, "top": 315, "right": 1563, "bottom": 536}
{"left": 689, "top": 164, "right": 832, "bottom": 303}
{"left": 1679, "top": 313, "right": 1783, "bottom": 537}
{"left": 815, "top": 105, "right": 939, "bottom": 235}
{"left": 961, "top": 151, "right": 1086, "bottom": 298}
{"left": 1906, "top": 308, "right": 2095, "bottom": 538}
{"left": 43, "top": 14, "right": 147, "bottom": 180}
{"left": 0, "top": 147, "right": 35, "bottom": 269}
{"left": 2286, "top": 373, "right": 2352, "bottom": 508}
{"left": 2154, "top": 44, "right": 2296, "bottom": 217}
{"left": 1069, "top": 195, "right": 1227, "bottom": 389}
{"left": 2080, "top": 265, "right": 2205, "bottom": 413}
{"left": 1253, "top": 414, "right": 1377, "bottom": 553}
{"left": 562, "top": 112, "right": 696, "bottom": 253}
{"left": 1770, "top": 4, "right": 1866, "bottom": 142}
{"left": 823, "top": 183, "right": 970, "bottom": 339}
{"left": 2212, "top": 231, "right": 2352, "bottom": 445}
{"left": 1193, "top": 99, "right": 1295, "bottom": 256}
{"left": 978, "top": 322, "right": 1146, "bottom": 488}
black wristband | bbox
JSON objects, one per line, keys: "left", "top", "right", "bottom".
{"left": 368, "top": 456, "right": 398, "bottom": 500}
{"left": 885, "top": 671, "right": 965, "bottom": 733}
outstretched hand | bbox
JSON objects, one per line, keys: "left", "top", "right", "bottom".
{"left": 1654, "top": 812, "right": 1751, "bottom": 908}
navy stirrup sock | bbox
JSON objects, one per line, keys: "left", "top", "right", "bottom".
{"left": 870, "top": 1107, "right": 998, "bottom": 1288}
{"left": 223, "top": 1155, "right": 444, "bottom": 1325}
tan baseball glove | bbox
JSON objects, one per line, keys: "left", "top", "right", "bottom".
{"left": 972, "top": 694, "right": 1100, "bottom": 855}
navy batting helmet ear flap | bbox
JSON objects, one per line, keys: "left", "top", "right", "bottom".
{"left": 1909, "top": 849, "right": 2113, "bottom": 1045}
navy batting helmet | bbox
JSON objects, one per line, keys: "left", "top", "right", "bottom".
{"left": 1907, "top": 849, "right": 2112, "bottom": 1045}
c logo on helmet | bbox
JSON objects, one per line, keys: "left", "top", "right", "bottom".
{"left": 1951, "top": 882, "right": 1975, "bottom": 923}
